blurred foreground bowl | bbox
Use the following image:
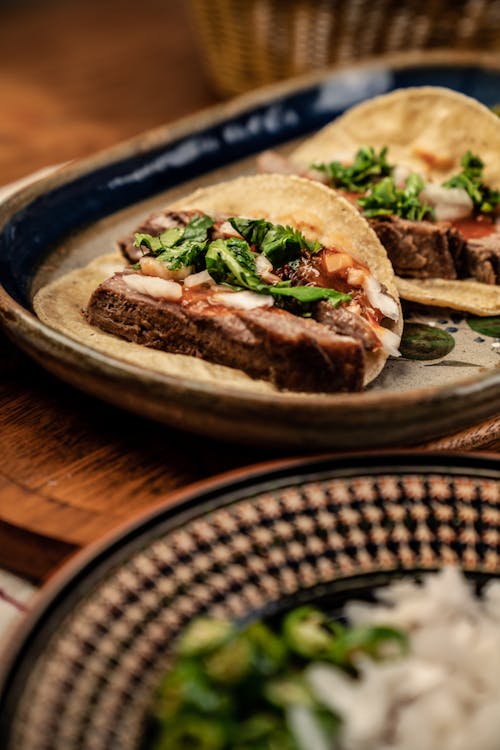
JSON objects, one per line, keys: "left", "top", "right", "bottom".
{"left": 1, "top": 452, "right": 500, "bottom": 749}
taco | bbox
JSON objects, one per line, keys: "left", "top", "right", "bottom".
{"left": 34, "top": 175, "right": 402, "bottom": 394}
{"left": 261, "top": 87, "right": 500, "bottom": 316}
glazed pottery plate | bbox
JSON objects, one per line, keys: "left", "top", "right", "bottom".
{"left": 0, "top": 451, "right": 499, "bottom": 749}
{"left": 1, "top": 52, "right": 500, "bottom": 449}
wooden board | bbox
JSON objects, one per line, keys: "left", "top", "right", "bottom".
{"left": 0, "top": 329, "right": 498, "bottom": 582}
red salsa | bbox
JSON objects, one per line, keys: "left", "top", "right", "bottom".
{"left": 451, "top": 215, "right": 497, "bottom": 240}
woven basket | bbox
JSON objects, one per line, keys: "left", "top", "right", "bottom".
{"left": 189, "top": 0, "right": 500, "bottom": 96}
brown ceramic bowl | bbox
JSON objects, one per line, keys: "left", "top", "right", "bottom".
{"left": 0, "top": 451, "right": 499, "bottom": 749}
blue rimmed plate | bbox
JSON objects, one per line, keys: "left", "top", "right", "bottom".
{"left": 0, "top": 51, "right": 499, "bottom": 449}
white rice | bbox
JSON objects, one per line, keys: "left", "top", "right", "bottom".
{"left": 307, "top": 568, "right": 500, "bottom": 750}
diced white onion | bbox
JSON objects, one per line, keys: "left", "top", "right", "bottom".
{"left": 211, "top": 290, "right": 274, "bottom": 309}
{"left": 420, "top": 183, "right": 473, "bottom": 221}
{"left": 286, "top": 705, "right": 331, "bottom": 750}
{"left": 139, "top": 256, "right": 192, "bottom": 281}
{"left": 394, "top": 164, "right": 411, "bottom": 187}
{"left": 307, "top": 662, "right": 390, "bottom": 744}
{"left": 364, "top": 274, "right": 400, "bottom": 321}
{"left": 307, "top": 663, "right": 358, "bottom": 716}
{"left": 255, "top": 253, "right": 273, "bottom": 274}
{"left": 374, "top": 325, "right": 402, "bottom": 358}
{"left": 183, "top": 269, "right": 215, "bottom": 288}
{"left": 219, "top": 220, "right": 242, "bottom": 237}
{"left": 324, "top": 251, "right": 353, "bottom": 274}
{"left": 255, "top": 253, "right": 281, "bottom": 283}
{"left": 347, "top": 267, "right": 365, "bottom": 287}
{"left": 123, "top": 273, "right": 182, "bottom": 301}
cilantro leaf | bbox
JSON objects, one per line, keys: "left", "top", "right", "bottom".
{"left": 133, "top": 213, "right": 213, "bottom": 270}
{"left": 312, "top": 146, "right": 393, "bottom": 192}
{"left": 205, "top": 238, "right": 351, "bottom": 308}
{"left": 442, "top": 151, "right": 500, "bottom": 214}
{"left": 229, "top": 217, "right": 321, "bottom": 267}
{"left": 181, "top": 214, "right": 214, "bottom": 242}
{"left": 155, "top": 241, "right": 207, "bottom": 270}
{"left": 228, "top": 217, "right": 271, "bottom": 250}
{"left": 133, "top": 232, "right": 175, "bottom": 254}
{"left": 205, "top": 238, "right": 264, "bottom": 290}
{"left": 268, "top": 284, "right": 351, "bottom": 306}
{"left": 358, "top": 174, "right": 434, "bottom": 221}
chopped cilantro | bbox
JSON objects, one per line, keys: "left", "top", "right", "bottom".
{"left": 442, "top": 151, "right": 500, "bottom": 214}
{"left": 179, "top": 214, "right": 214, "bottom": 242}
{"left": 312, "top": 146, "right": 393, "bottom": 192}
{"left": 133, "top": 230, "right": 181, "bottom": 254}
{"left": 206, "top": 237, "right": 351, "bottom": 308}
{"left": 268, "top": 283, "right": 351, "bottom": 306}
{"left": 357, "top": 174, "right": 434, "bottom": 221}
{"left": 229, "top": 217, "right": 320, "bottom": 267}
{"left": 133, "top": 214, "right": 213, "bottom": 270}
{"left": 133, "top": 214, "right": 351, "bottom": 311}
{"left": 205, "top": 238, "right": 263, "bottom": 290}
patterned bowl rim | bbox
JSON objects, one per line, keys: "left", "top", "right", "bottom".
{"left": 0, "top": 449, "right": 499, "bottom": 729}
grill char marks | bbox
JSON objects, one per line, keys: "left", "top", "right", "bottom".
{"left": 86, "top": 274, "right": 365, "bottom": 393}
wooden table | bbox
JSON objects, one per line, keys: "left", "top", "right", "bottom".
{"left": 0, "top": 0, "right": 498, "bottom": 583}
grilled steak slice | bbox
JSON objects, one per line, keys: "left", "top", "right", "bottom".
{"left": 280, "top": 254, "right": 322, "bottom": 286}
{"left": 368, "top": 217, "right": 463, "bottom": 280}
{"left": 86, "top": 274, "right": 365, "bottom": 392}
{"left": 118, "top": 210, "right": 201, "bottom": 263}
{"left": 314, "top": 301, "right": 381, "bottom": 351}
{"left": 462, "top": 235, "right": 500, "bottom": 285}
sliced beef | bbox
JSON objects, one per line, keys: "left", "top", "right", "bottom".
{"left": 118, "top": 210, "right": 201, "bottom": 263}
{"left": 314, "top": 301, "right": 380, "bottom": 351}
{"left": 370, "top": 214, "right": 500, "bottom": 285}
{"left": 86, "top": 274, "right": 365, "bottom": 393}
{"left": 462, "top": 235, "right": 500, "bottom": 285}
{"left": 368, "top": 217, "right": 463, "bottom": 280}
{"left": 281, "top": 254, "right": 322, "bottom": 286}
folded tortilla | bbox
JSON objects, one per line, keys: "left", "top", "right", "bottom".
{"left": 291, "top": 87, "right": 500, "bottom": 315}
{"left": 34, "top": 174, "right": 402, "bottom": 391}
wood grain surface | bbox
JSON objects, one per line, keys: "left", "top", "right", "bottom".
{"left": 0, "top": 0, "right": 217, "bottom": 184}
{"left": 0, "top": 1, "right": 498, "bottom": 582}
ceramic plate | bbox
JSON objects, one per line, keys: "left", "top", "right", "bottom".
{"left": 1, "top": 52, "right": 500, "bottom": 449}
{"left": 0, "top": 451, "right": 499, "bottom": 749}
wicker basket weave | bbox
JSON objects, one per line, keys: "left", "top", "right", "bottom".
{"left": 189, "top": 0, "right": 500, "bottom": 96}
